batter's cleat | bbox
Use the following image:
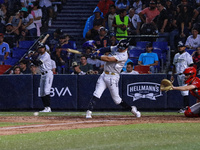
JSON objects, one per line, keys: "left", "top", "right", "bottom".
{"left": 86, "top": 110, "right": 92, "bottom": 119}
{"left": 39, "top": 107, "right": 52, "bottom": 112}
{"left": 131, "top": 106, "right": 141, "bottom": 118}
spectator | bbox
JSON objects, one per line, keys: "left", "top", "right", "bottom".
{"left": 97, "top": 0, "right": 114, "bottom": 17}
{"left": 152, "top": 2, "right": 170, "bottom": 42}
{"left": 20, "top": 7, "right": 37, "bottom": 39}
{"left": 121, "top": 62, "right": 139, "bottom": 74}
{"left": 8, "top": 12, "right": 22, "bottom": 35}
{"left": 191, "top": 47, "right": 200, "bottom": 73}
{"left": 109, "top": 32, "right": 118, "bottom": 46}
{"left": 115, "top": 0, "right": 130, "bottom": 13}
{"left": 139, "top": 0, "right": 160, "bottom": 24}
{"left": 39, "top": 0, "right": 54, "bottom": 27}
{"left": 51, "top": 45, "right": 68, "bottom": 74}
{"left": 80, "top": 55, "right": 93, "bottom": 73}
{"left": 122, "top": 57, "right": 133, "bottom": 71}
{"left": 112, "top": 9, "right": 130, "bottom": 40}
{"left": 71, "top": 61, "right": 86, "bottom": 75}
{"left": 86, "top": 47, "right": 104, "bottom": 74}
{"left": 4, "top": 23, "right": 17, "bottom": 49}
{"left": 132, "top": 0, "right": 143, "bottom": 14}
{"left": 138, "top": 42, "right": 159, "bottom": 73}
{"left": 0, "top": 33, "right": 10, "bottom": 61}
{"left": 32, "top": 1, "right": 42, "bottom": 36}
{"left": 0, "top": 3, "right": 8, "bottom": 26}
{"left": 94, "top": 26, "right": 110, "bottom": 49}
{"left": 48, "top": 28, "right": 63, "bottom": 52}
{"left": 19, "top": 59, "right": 31, "bottom": 74}
{"left": 11, "top": 66, "right": 22, "bottom": 75}
{"left": 128, "top": 8, "right": 141, "bottom": 35}
{"left": 21, "top": 0, "right": 36, "bottom": 8}
{"left": 165, "top": 0, "right": 176, "bottom": 25}
{"left": 30, "top": 63, "right": 40, "bottom": 75}
{"left": 185, "top": 27, "right": 200, "bottom": 49}
{"left": 104, "top": 4, "right": 117, "bottom": 33}
{"left": 83, "top": 7, "right": 105, "bottom": 40}
{"left": 169, "top": 4, "right": 183, "bottom": 51}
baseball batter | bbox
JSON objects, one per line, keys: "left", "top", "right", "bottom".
{"left": 171, "top": 41, "right": 193, "bottom": 113}
{"left": 32, "top": 44, "right": 54, "bottom": 112}
{"left": 86, "top": 39, "right": 141, "bottom": 118}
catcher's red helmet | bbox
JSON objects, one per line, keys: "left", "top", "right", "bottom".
{"left": 183, "top": 67, "right": 197, "bottom": 84}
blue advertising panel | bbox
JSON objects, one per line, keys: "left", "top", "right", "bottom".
{"left": 78, "top": 75, "right": 123, "bottom": 110}
{"left": 122, "top": 74, "right": 167, "bottom": 109}
{"left": 0, "top": 75, "right": 33, "bottom": 110}
{"left": 33, "top": 75, "right": 77, "bottom": 110}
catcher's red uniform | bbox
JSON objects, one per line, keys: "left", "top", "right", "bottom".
{"left": 184, "top": 77, "right": 200, "bottom": 117}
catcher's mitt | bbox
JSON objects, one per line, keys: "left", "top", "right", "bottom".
{"left": 160, "top": 79, "right": 173, "bottom": 92}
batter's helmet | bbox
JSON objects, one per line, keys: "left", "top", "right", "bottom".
{"left": 117, "top": 39, "right": 129, "bottom": 50}
{"left": 183, "top": 67, "right": 197, "bottom": 84}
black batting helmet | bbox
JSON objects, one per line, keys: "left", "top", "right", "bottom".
{"left": 117, "top": 39, "right": 129, "bottom": 50}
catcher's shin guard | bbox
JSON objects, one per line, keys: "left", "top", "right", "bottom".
{"left": 88, "top": 96, "right": 99, "bottom": 111}
{"left": 184, "top": 102, "right": 200, "bottom": 117}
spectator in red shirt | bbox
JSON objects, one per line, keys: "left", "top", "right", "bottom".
{"left": 139, "top": 0, "right": 160, "bottom": 24}
{"left": 97, "top": 0, "right": 114, "bottom": 17}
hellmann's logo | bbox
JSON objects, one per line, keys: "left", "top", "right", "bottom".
{"left": 127, "top": 82, "right": 162, "bottom": 101}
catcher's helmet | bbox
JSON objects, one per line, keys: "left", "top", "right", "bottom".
{"left": 117, "top": 39, "right": 129, "bottom": 50}
{"left": 183, "top": 67, "right": 197, "bottom": 84}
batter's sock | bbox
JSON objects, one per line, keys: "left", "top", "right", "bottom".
{"left": 119, "top": 100, "right": 132, "bottom": 111}
{"left": 42, "top": 95, "right": 51, "bottom": 107}
{"left": 88, "top": 96, "right": 99, "bottom": 111}
{"left": 183, "top": 96, "right": 189, "bottom": 107}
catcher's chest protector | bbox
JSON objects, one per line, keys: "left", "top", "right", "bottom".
{"left": 189, "top": 77, "right": 200, "bottom": 100}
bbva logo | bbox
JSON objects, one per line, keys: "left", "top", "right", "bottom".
{"left": 38, "top": 87, "right": 72, "bottom": 97}
{"left": 127, "top": 82, "right": 162, "bottom": 101}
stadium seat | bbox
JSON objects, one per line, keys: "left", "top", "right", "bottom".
{"left": 19, "top": 40, "right": 34, "bottom": 49}
{"left": 4, "top": 58, "right": 19, "bottom": 66}
{"left": 12, "top": 48, "right": 28, "bottom": 58}
{"left": 153, "top": 48, "right": 166, "bottom": 72}
{"left": 186, "top": 49, "right": 196, "bottom": 55}
{"left": 136, "top": 41, "right": 151, "bottom": 49}
{"left": 0, "top": 65, "right": 12, "bottom": 74}
{"left": 134, "top": 65, "right": 150, "bottom": 74}
{"left": 153, "top": 41, "right": 169, "bottom": 51}
{"left": 129, "top": 48, "right": 145, "bottom": 58}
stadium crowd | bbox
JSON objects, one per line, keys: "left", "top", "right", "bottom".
{"left": 0, "top": 0, "right": 200, "bottom": 75}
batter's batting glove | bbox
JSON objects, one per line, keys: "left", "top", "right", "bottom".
{"left": 90, "top": 52, "right": 101, "bottom": 60}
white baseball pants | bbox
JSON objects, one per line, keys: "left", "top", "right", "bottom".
{"left": 40, "top": 70, "right": 53, "bottom": 97}
{"left": 177, "top": 74, "right": 189, "bottom": 96}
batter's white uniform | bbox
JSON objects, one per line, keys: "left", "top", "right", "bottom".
{"left": 173, "top": 51, "right": 193, "bottom": 96}
{"left": 93, "top": 46, "right": 128, "bottom": 104}
{"left": 38, "top": 51, "right": 54, "bottom": 97}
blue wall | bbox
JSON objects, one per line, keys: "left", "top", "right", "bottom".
{"left": 0, "top": 74, "right": 196, "bottom": 110}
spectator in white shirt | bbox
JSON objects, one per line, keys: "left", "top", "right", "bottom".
{"left": 32, "top": 1, "right": 42, "bottom": 36}
{"left": 185, "top": 27, "right": 200, "bottom": 50}
{"left": 128, "top": 8, "right": 141, "bottom": 35}
{"left": 121, "top": 62, "right": 139, "bottom": 74}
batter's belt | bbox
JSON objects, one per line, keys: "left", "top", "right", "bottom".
{"left": 104, "top": 71, "right": 116, "bottom": 75}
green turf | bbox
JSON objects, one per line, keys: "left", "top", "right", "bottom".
{"left": 0, "top": 123, "right": 199, "bottom": 150}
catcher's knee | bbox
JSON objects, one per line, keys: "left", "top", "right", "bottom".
{"left": 184, "top": 107, "right": 200, "bottom": 117}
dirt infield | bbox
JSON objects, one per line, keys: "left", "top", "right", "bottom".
{"left": 0, "top": 115, "right": 200, "bottom": 136}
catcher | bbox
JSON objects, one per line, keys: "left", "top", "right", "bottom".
{"left": 161, "top": 67, "right": 200, "bottom": 117}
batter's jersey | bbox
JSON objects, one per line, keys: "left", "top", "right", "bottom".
{"left": 188, "top": 77, "right": 200, "bottom": 100}
{"left": 173, "top": 52, "right": 193, "bottom": 74}
{"left": 38, "top": 52, "right": 52, "bottom": 72}
{"left": 104, "top": 46, "right": 128, "bottom": 74}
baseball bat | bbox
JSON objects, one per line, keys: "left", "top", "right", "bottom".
{"left": 67, "top": 48, "right": 82, "bottom": 55}
{"left": 40, "top": 34, "right": 49, "bottom": 44}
